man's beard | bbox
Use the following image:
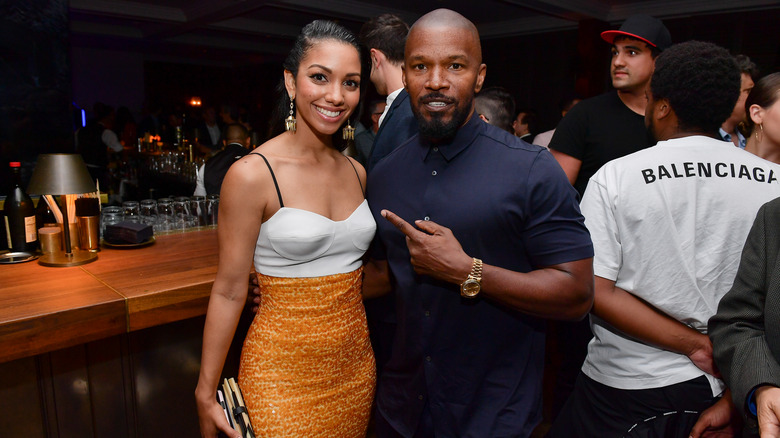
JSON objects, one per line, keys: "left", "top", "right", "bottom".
{"left": 412, "top": 93, "right": 472, "bottom": 141}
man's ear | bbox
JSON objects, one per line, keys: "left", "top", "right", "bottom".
{"left": 401, "top": 64, "right": 407, "bottom": 90}
{"left": 655, "top": 97, "right": 672, "bottom": 120}
{"left": 474, "top": 63, "right": 487, "bottom": 94}
{"left": 369, "top": 48, "right": 382, "bottom": 69}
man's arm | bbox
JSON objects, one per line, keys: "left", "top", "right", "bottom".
{"left": 593, "top": 276, "right": 718, "bottom": 375}
{"left": 380, "top": 210, "right": 593, "bottom": 321}
{"left": 550, "top": 149, "right": 582, "bottom": 185}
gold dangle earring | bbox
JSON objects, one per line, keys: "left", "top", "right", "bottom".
{"left": 342, "top": 119, "right": 355, "bottom": 141}
{"left": 756, "top": 123, "right": 764, "bottom": 143}
{"left": 285, "top": 96, "right": 296, "bottom": 133}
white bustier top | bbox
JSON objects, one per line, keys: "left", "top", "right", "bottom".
{"left": 253, "top": 200, "right": 376, "bottom": 278}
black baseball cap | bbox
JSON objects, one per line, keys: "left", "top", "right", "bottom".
{"left": 601, "top": 15, "right": 671, "bottom": 50}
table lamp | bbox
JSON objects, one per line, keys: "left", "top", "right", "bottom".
{"left": 26, "top": 154, "right": 98, "bottom": 267}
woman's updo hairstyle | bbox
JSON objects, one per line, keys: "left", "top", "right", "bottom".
{"left": 267, "top": 20, "right": 362, "bottom": 145}
{"left": 744, "top": 72, "right": 780, "bottom": 137}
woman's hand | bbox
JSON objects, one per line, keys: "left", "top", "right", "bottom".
{"left": 195, "top": 390, "right": 242, "bottom": 438}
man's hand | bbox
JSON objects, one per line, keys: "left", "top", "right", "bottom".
{"left": 381, "top": 209, "right": 472, "bottom": 284}
{"left": 686, "top": 334, "right": 722, "bottom": 378}
{"left": 756, "top": 386, "right": 780, "bottom": 437}
{"left": 248, "top": 274, "right": 260, "bottom": 313}
{"left": 689, "top": 391, "right": 741, "bottom": 438}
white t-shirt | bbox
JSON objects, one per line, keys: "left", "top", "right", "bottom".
{"left": 581, "top": 136, "right": 780, "bottom": 396}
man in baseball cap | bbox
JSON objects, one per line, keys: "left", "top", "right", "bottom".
{"left": 545, "top": 14, "right": 671, "bottom": 424}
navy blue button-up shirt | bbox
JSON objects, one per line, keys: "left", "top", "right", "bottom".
{"left": 367, "top": 115, "right": 593, "bottom": 438}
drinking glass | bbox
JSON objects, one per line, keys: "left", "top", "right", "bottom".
{"left": 191, "top": 195, "right": 206, "bottom": 227}
{"left": 101, "top": 206, "right": 123, "bottom": 239}
{"left": 173, "top": 196, "right": 193, "bottom": 230}
{"left": 140, "top": 199, "right": 158, "bottom": 228}
{"left": 157, "top": 198, "right": 174, "bottom": 232}
{"left": 122, "top": 201, "right": 140, "bottom": 223}
{"left": 206, "top": 194, "right": 220, "bottom": 226}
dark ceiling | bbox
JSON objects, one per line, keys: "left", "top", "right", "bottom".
{"left": 69, "top": 0, "right": 780, "bottom": 65}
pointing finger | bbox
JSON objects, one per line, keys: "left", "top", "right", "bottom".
{"left": 381, "top": 209, "right": 424, "bottom": 239}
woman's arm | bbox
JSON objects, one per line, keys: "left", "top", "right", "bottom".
{"left": 195, "top": 160, "right": 267, "bottom": 438}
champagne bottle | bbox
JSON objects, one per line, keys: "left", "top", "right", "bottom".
{"left": 3, "top": 162, "right": 38, "bottom": 252}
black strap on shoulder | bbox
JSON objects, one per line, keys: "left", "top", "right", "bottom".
{"left": 249, "top": 153, "right": 284, "bottom": 208}
{"left": 345, "top": 156, "right": 365, "bottom": 195}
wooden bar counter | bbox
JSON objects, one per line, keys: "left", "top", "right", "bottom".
{"left": 0, "top": 228, "right": 249, "bottom": 437}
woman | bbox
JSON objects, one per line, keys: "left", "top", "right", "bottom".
{"left": 744, "top": 72, "right": 780, "bottom": 164}
{"left": 195, "top": 20, "right": 376, "bottom": 438}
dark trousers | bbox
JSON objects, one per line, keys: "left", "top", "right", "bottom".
{"left": 548, "top": 373, "right": 717, "bottom": 438}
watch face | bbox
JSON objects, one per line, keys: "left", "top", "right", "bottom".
{"left": 461, "top": 279, "right": 481, "bottom": 298}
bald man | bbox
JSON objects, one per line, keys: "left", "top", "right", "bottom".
{"left": 193, "top": 124, "right": 252, "bottom": 196}
{"left": 366, "top": 9, "right": 594, "bottom": 437}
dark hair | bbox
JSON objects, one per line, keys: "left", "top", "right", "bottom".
{"left": 650, "top": 41, "right": 740, "bottom": 134}
{"left": 516, "top": 108, "right": 539, "bottom": 135}
{"left": 744, "top": 72, "right": 780, "bottom": 136}
{"left": 475, "top": 86, "right": 515, "bottom": 133}
{"left": 268, "top": 20, "right": 361, "bottom": 147}
{"left": 359, "top": 14, "right": 409, "bottom": 65}
{"left": 735, "top": 54, "right": 759, "bottom": 80}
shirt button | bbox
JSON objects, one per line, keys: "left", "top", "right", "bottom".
{"left": 426, "top": 356, "right": 432, "bottom": 362}
{"left": 424, "top": 216, "right": 430, "bottom": 221}
{"left": 424, "top": 310, "right": 430, "bottom": 317}
{"left": 431, "top": 170, "right": 437, "bottom": 176}
{"left": 433, "top": 147, "right": 439, "bottom": 152}
{"left": 418, "top": 395, "right": 424, "bottom": 400}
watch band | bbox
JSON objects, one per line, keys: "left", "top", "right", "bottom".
{"left": 460, "top": 258, "right": 483, "bottom": 298}
{"left": 468, "top": 257, "right": 483, "bottom": 282}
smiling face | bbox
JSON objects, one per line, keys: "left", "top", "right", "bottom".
{"left": 611, "top": 37, "right": 655, "bottom": 93}
{"left": 403, "top": 23, "right": 486, "bottom": 141}
{"left": 284, "top": 39, "right": 361, "bottom": 139}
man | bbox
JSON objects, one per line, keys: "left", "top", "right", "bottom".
{"left": 532, "top": 96, "right": 580, "bottom": 148}
{"left": 549, "top": 41, "right": 780, "bottom": 438}
{"left": 512, "top": 109, "right": 537, "bottom": 143}
{"left": 544, "top": 15, "right": 671, "bottom": 421}
{"left": 193, "top": 124, "right": 251, "bottom": 196}
{"left": 367, "top": 9, "right": 594, "bottom": 437}
{"left": 719, "top": 55, "right": 758, "bottom": 149}
{"left": 197, "top": 106, "right": 223, "bottom": 155}
{"left": 76, "top": 102, "right": 124, "bottom": 188}
{"left": 549, "top": 14, "right": 671, "bottom": 197}
{"left": 475, "top": 86, "right": 516, "bottom": 133}
{"left": 354, "top": 99, "right": 386, "bottom": 166}
{"left": 359, "top": 14, "right": 417, "bottom": 171}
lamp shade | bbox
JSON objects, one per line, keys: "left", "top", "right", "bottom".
{"left": 26, "top": 154, "right": 96, "bottom": 195}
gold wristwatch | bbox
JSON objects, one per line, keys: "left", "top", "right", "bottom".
{"left": 460, "top": 258, "right": 483, "bottom": 298}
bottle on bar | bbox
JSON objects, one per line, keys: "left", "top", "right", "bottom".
{"left": 3, "top": 162, "right": 38, "bottom": 252}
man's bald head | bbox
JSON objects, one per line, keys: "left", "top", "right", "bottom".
{"left": 224, "top": 123, "right": 251, "bottom": 149}
{"left": 407, "top": 9, "right": 482, "bottom": 63}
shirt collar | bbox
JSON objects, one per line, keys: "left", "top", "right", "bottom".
{"left": 719, "top": 127, "right": 747, "bottom": 149}
{"left": 418, "top": 112, "right": 483, "bottom": 162}
{"left": 378, "top": 87, "right": 404, "bottom": 128}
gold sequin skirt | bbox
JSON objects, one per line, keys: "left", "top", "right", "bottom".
{"left": 238, "top": 267, "right": 376, "bottom": 437}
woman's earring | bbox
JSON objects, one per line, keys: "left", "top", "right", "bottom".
{"left": 756, "top": 123, "right": 764, "bottom": 143}
{"left": 285, "top": 96, "right": 296, "bottom": 133}
{"left": 342, "top": 119, "right": 355, "bottom": 141}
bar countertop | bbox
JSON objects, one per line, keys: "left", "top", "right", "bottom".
{"left": 0, "top": 228, "right": 219, "bottom": 363}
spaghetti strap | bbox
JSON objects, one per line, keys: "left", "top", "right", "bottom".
{"left": 344, "top": 156, "right": 365, "bottom": 195}
{"left": 249, "top": 153, "right": 284, "bottom": 208}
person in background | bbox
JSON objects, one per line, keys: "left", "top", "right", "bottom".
{"left": 550, "top": 41, "right": 780, "bottom": 438}
{"left": 709, "top": 196, "right": 780, "bottom": 438}
{"left": 513, "top": 108, "right": 538, "bottom": 142}
{"left": 533, "top": 95, "right": 581, "bottom": 149}
{"left": 193, "top": 123, "right": 252, "bottom": 197}
{"left": 195, "top": 20, "right": 376, "bottom": 438}
{"left": 114, "top": 106, "right": 137, "bottom": 148}
{"left": 743, "top": 72, "right": 780, "bottom": 164}
{"left": 359, "top": 13, "right": 415, "bottom": 172}
{"left": 76, "top": 102, "right": 124, "bottom": 188}
{"left": 719, "top": 55, "right": 759, "bottom": 149}
{"left": 544, "top": 16, "right": 671, "bottom": 422}
{"left": 475, "top": 86, "right": 516, "bottom": 133}
{"left": 368, "top": 9, "right": 594, "bottom": 437}
{"left": 197, "top": 106, "right": 223, "bottom": 155}
{"left": 354, "top": 99, "right": 386, "bottom": 166}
